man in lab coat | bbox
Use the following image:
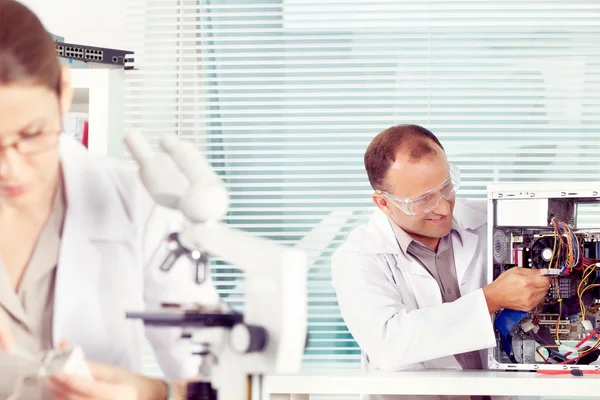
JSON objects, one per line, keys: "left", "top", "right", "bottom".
{"left": 331, "top": 124, "right": 550, "bottom": 400}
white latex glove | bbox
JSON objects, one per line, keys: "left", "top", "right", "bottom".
{"left": 46, "top": 361, "right": 171, "bottom": 400}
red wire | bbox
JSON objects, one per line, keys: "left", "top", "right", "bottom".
{"left": 560, "top": 351, "right": 592, "bottom": 364}
{"left": 582, "top": 258, "right": 600, "bottom": 270}
{"left": 564, "top": 329, "right": 599, "bottom": 357}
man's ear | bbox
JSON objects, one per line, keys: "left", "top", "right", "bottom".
{"left": 372, "top": 192, "right": 393, "bottom": 215}
{"left": 58, "top": 66, "right": 73, "bottom": 115}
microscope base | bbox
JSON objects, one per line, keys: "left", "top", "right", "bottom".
{"left": 186, "top": 381, "right": 218, "bottom": 400}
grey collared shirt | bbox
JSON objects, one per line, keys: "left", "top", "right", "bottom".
{"left": 388, "top": 217, "right": 489, "bottom": 400}
{"left": 0, "top": 183, "right": 65, "bottom": 399}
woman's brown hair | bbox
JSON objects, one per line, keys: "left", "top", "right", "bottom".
{"left": 0, "top": 0, "right": 61, "bottom": 94}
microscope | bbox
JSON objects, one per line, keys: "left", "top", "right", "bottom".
{"left": 123, "top": 133, "right": 308, "bottom": 400}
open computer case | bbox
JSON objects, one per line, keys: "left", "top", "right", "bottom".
{"left": 487, "top": 183, "right": 600, "bottom": 371}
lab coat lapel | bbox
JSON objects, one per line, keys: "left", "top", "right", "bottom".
{"left": 360, "top": 210, "right": 407, "bottom": 255}
{"left": 52, "top": 136, "right": 134, "bottom": 349}
{"left": 353, "top": 201, "right": 487, "bottom": 298}
{"left": 451, "top": 199, "right": 487, "bottom": 286}
{"left": 364, "top": 210, "right": 436, "bottom": 311}
{"left": 452, "top": 228, "right": 479, "bottom": 287}
{"left": 361, "top": 209, "right": 432, "bottom": 278}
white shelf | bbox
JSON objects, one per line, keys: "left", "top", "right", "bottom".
{"left": 69, "top": 69, "right": 124, "bottom": 158}
{"left": 263, "top": 368, "right": 600, "bottom": 398}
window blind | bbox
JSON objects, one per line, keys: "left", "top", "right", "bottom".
{"left": 125, "top": 0, "right": 600, "bottom": 386}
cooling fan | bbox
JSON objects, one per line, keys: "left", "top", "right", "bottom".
{"left": 493, "top": 229, "right": 510, "bottom": 264}
{"left": 531, "top": 236, "right": 559, "bottom": 269}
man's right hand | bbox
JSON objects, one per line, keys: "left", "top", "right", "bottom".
{"left": 483, "top": 267, "right": 551, "bottom": 314}
{"left": 0, "top": 307, "right": 14, "bottom": 354}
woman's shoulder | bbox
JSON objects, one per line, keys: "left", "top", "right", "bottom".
{"left": 60, "top": 136, "right": 153, "bottom": 219}
{"left": 97, "top": 154, "right": 187, "bottom": 230}
{"left": 60, "top": 135, "right": 186, "bottom": 228}
{"left": 99, "top": 159, "right": 157, "bottom": 217}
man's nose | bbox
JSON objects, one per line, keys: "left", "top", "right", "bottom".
{"left": 432, "top": 196, "right": 451, "bottom": 214}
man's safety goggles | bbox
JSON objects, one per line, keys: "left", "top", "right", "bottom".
{"left": 378, "top": 164, "right": 461, "bottom": 216}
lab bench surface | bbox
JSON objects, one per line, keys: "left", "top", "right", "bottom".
{"left": 262, "top": 368, "right": 600, "bottom": 399}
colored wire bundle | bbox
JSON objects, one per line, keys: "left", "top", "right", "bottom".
{"left": 578, "top": 263, "right": 600, "bottom": 320}
{"left": 538, "top": 261, "right": 600, "bottom": 364}
{"left": 549, "top": 217, "right": 581, "bottom": 272}
{"left": 535, "top": 328, "right": 600, "bottom": 364}
{"left": 532, "top": 219, "right": 600, "bottom": 364}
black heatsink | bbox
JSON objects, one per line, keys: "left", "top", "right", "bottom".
{"left": 531, "top": 236, "right": 559, "bottom": 269}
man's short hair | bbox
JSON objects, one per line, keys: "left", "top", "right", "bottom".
{"left": 364, "top": 124, "right": 444, "bottom": 191}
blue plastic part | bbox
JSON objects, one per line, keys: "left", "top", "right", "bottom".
{"left": 494, "top": 309, "right": 528, "bottom": 362}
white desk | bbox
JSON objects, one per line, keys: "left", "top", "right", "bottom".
{"left": 263, "top": 369, "right": 600, "bottom": 399}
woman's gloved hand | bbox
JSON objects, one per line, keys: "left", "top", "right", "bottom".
{"left": 45, "top": 361, "right": 170, "bottom": 400}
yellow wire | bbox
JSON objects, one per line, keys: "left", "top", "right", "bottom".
{"left": 537, "top": 223, "right": 600, "bottom": 363}
{"left": 578, "top": 264, "right": 597, "bottom": 320}
{"left": 580, "top": 283, "right": 600, "bottom": 321}
{"left": 555, "top": 295, "right": 562, "bottom": 345}
{"left": 559, "top": 222, "right": 570, "bottom": 266}
{"left": 565, "top": 229, "right": 574, "bottom": 266}
{"left": 562, "top": 222, "right": 576, "bottom": 267}
{"left": 536, "top": 346, "right": 549, "bottom": 363}
{"left": 538, "top": 335, "right": 600, "bottom": 364}
{"left": 578, "top": 265, "right": 594, "bottom": 304}
{"left": 581, "top": 336, "right": 600, "bottom": 355}
{"left": 549, "top": 231, "right": 558, "bottom": 270}
{"left": 549, "top": 219, "right": 560, "bottom": 270}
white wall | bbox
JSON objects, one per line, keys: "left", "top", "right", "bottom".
{"left": 19, "top": 0, "right": 127, "bottom": 50}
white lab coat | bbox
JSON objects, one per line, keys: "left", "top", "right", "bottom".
{"left": 51, "top": 135, "right": 219, "bottom": 379}
{"left": 331, "top": 199, "right": 511, "bottom": 400}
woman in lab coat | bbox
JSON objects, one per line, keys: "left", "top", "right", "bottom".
{"left": 0, "top": 1, "right": 218, "bottom": 398}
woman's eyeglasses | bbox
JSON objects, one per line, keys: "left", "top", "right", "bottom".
{"left": 0, "top": 130, "right": 61, "bottom": 155}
